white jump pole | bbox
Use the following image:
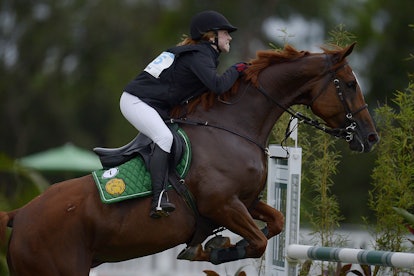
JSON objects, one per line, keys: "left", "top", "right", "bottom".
{"left": 287, "top": 244, "right": 414, "bottom": 269}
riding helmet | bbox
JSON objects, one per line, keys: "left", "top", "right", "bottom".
{"left": 190, "top": 10, "right": 237, "bottom": 40}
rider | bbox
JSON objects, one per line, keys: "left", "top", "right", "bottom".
{"left": 120, "top": 10, "right": 248, "bottom": 218}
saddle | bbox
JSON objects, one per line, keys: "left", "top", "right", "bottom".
{"left": 92, "top": 123, "right": 197, "bottom": 209}
{"left": 93, "top": 123, "right": 185, "bottom": 170}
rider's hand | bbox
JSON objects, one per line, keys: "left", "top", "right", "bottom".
{"left": 233, "top": 62, "right": 249, "bottom": 74}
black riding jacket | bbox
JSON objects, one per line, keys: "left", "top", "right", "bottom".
{"left": 124, "top": 42, "right": 240, "bottom": 116}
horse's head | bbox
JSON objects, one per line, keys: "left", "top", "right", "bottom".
{"left": 308, "top": 43, "right": 379, "bottom": 152}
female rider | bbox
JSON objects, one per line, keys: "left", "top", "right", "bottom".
{"left": 120, "top": 10, "right": 247, "bottom": 218}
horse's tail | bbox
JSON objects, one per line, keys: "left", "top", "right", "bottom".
{"left": 0, "top": 209, "right": 15, "bottom": 245}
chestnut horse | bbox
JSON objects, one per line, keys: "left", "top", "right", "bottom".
{"left": 0, "top": 43, "right": 378, "bottom": 275}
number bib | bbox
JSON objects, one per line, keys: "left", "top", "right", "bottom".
{"left": 144, "top": 51, "right": 175, "bottom": 79}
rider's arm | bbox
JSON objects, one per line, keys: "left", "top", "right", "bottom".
{"left": 189, "top": 51, "right": 240, "bottom": 94}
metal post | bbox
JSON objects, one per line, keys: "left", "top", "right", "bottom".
{"left": 265, "top": 145, "right": 302, "bottom": 276}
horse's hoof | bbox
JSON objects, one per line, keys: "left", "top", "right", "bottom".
{"left": 204, "top": 235, "right": 231, "bottom": 250}
{"left": 177, "top": 244, "right": 202, "bottom": 261}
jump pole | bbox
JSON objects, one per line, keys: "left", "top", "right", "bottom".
{"left": 287, "top": 244, "right": 414, "bottom": 269}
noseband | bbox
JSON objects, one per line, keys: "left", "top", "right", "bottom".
{"left": 257, "top": 55, "right": 368, "bottom": 143}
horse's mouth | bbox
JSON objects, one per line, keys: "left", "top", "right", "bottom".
{"left": 349, "top": 131, "right": 379, "bottom": 153}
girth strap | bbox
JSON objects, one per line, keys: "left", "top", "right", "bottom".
{"left": 168, "top": 172, "right": 198, "bottom": 217}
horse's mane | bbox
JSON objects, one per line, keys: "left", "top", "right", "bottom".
{"left": 243, "top": 44, "right": 310, "bottom": 85}
{"left": 170, "top": 45, "right": 312, "bottom": 118}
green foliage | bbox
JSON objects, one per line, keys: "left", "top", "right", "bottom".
{"left": 306, "top": 133, "right": 343, "bottom": 246}
{"left": 370, "top": 82, "right": 414, "bottom": 253}
{"left": 299, "top": 126, "right": 345, "bottom": 276}
{"left": 369, "top": 31, "right": 413, "bottom": 271}
{"left": 327, "top": 24, "right": 357, "bottom": 47}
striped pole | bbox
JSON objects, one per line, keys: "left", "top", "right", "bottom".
{"left": 287, "top": 244, "right": 414, "bottom": 268}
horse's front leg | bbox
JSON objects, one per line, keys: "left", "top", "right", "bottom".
{"left": 249, "top": 200, "right": 284, "bottom": 238}
{"left": 178, "top": 198, "right": 271, "bottom": 264}
{"left": 234, "top": 200, "right": 284, "bottom": 249}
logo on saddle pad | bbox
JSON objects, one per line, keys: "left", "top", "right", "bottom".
{"left": 105, "top": 178, "right": 126, "bottom": 196}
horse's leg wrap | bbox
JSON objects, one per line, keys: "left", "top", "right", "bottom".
{"left": 210, "top": 227, "right": 268, "bottom": 264}
{"left": 210, "top": 246, "right": 246, "bottom": 264}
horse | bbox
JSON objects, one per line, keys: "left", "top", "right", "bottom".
{"left": 0, "top": 43, "right": 379, "bottom": 275}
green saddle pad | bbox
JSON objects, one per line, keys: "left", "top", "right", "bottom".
{"left": 92, "top": 128, "right": 191, "bottom": 204}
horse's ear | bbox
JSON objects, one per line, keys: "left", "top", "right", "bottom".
{"left": 333, "top": 42, "right": 356, "bottom": 63}
{"left": 343, "top": 42, "right": 356, "bottom": 58}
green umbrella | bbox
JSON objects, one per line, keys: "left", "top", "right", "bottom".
{"left": 19, "top": 143, "right": 102, "bottom": 172}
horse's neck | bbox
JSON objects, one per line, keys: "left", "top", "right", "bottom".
{"left": 247, "top": 56, "right": 326, "bottom": 137}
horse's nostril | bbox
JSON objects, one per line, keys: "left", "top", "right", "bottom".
{"left": 368, "top": 132, "right": 379, "bottom": 143}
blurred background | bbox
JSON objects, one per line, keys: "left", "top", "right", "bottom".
{"left": 0, "top": 0, "right": 413, "bottom": 223}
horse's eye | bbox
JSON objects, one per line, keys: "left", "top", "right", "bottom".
{"left": 347, "top": 81, "right": 357, "bottom": 89}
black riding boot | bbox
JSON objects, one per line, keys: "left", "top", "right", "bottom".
{"left": 149, "top": 145, "right": 176, "bottom": 218}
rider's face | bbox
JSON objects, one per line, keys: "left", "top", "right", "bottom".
{"left": 217, "top": 30, "right": 232, "bottom": 53}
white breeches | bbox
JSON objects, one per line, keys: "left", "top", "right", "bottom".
{"left": 120, "top": 92, "right": 173, "bottom": 153}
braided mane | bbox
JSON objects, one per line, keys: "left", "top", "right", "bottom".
{"left": 171, "top": 44, "right": 310, "bottom": 117}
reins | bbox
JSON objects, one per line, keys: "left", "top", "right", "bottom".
{"left": 257, "top": 85, "right": 356, "bottom": 141}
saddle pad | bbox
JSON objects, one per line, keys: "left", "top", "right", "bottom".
{"left": 92, "top": 128, "right": 191, "bottom": 204}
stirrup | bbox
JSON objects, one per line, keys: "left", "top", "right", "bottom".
{"left": 157, "top": 190, "right": 176, "bottom": 212}
{"left": 150, "top": 190, "right": 175, "bottom": 219}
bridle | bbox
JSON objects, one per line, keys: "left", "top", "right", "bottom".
{"left": 257, "top": 55, "right": 368, "bottom": 143}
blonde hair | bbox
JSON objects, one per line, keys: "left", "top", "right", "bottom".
{"left": 177, "top": 31, "right": 216, "bottom": 46}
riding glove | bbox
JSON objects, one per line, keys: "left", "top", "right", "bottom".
{"left": 233, "top": 62, "right": 249, "bottom": 74}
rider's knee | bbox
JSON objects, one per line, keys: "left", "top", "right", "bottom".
{"left": 154, "top": 132, "right": 173, "bottom": 153}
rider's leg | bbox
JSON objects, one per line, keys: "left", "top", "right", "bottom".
{"left": 120, "top": 92, "right": 175, "bottom": 218}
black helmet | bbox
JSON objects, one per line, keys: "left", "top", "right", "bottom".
{"left": 190, "top": 10, "right": 237, "bottom": 40}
